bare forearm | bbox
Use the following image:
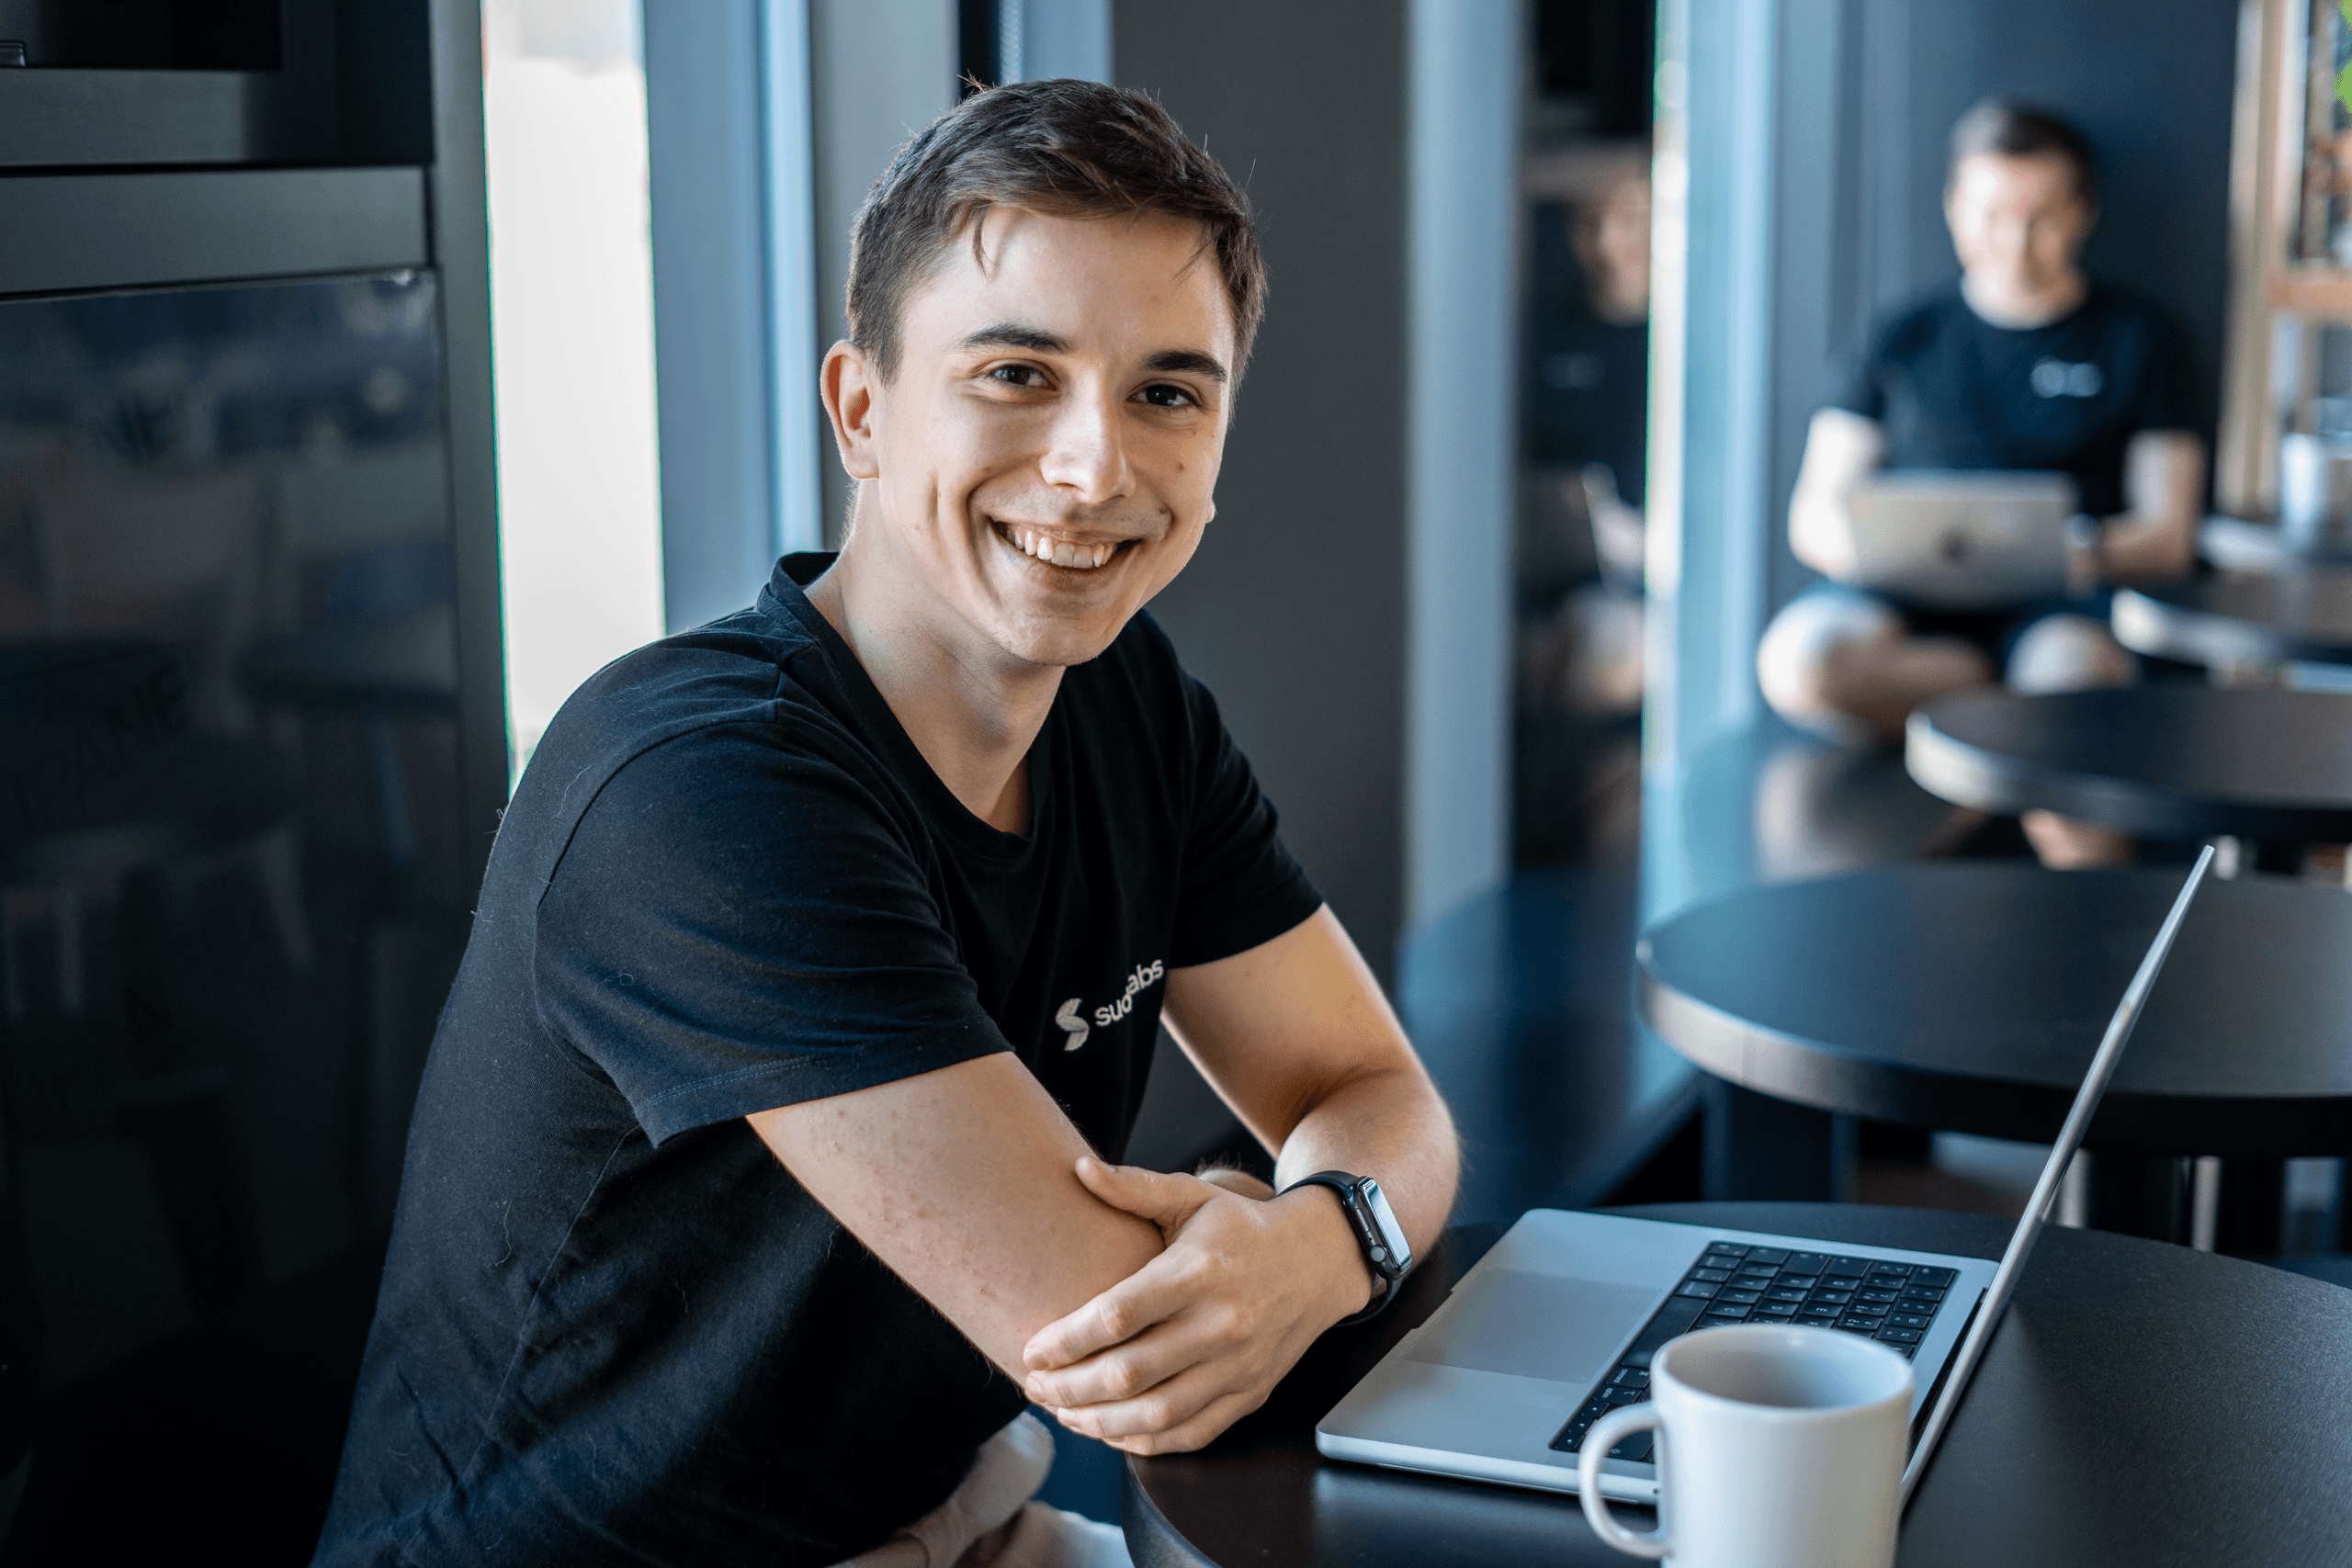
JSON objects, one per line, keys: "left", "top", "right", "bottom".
{"left": 1786, "top": 410, "right": 1884, "bottom": 581}
{"left": 2094, "top": 511, "right": 2194, "bottom": 579}
{"left": 1790, "top": 489, "right": 1858, "bottom": 580}
{"left": 1272, "top": 1065, "right": 1458, "bottom": 1274}
{"left": 2098, "top": 430, "right": 2201, "bottom": 581}
{"left": 749, "top": 1055, "right": 1164, "bottom": 1379}
{"left": 1163, "top": 908, "right": 1460, "bottom": 1288}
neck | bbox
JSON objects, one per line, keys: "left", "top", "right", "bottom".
{"left": 1961, "top": 268, "right": 2086, "bottom": 330}
{"left": 1589, "top": 274, "right": 1648, "bottom": 326}
{"left": 805, "top": 521, "right": 1061, "bottom": 836}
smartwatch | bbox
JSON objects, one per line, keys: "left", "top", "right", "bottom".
{"left": 1284, "top": 1170, "right": 1412, "bottom": 1325}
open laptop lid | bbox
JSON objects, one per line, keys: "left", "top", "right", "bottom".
{"left": 1900, "top": 845, "right": 2216, "bottom": 1504}
{"left": 1845, "top": 469, "right": 2076, "bottom": 609}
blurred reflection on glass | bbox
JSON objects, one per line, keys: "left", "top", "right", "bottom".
{"left": 0, "top": 273, "right": 466, "bottom": 1543}
{"left": 1517, "top": 152, "right": 1653, "bottom": 869}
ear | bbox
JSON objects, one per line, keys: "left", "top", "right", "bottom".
{"left": 821, "top": 341, "right": 883, "bottom": 481}
{"left": 2071, "top": 196, "right": 2100, "bottom": 243}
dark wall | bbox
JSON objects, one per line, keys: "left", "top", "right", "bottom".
{"left": 1113, "top": 0, "right": 1408, "bottom": 981}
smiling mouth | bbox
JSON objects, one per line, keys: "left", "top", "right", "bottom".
{"left": 993, "top": 519, "right": 1137, "bottom": 572}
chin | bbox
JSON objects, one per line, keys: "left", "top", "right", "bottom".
{"left": 993, "top": 613, "right": 1128, "bottom": 670}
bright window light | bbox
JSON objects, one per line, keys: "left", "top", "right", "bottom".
{"left": 482, "top": 0, "right": 666, "bottom": 784}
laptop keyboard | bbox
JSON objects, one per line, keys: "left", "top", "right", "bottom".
{"left": 1548, "top": 1241, "right": 1958, "bottom": 1462}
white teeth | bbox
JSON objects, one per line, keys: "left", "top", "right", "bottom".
{"left": 1000, "top": 522, "right": 1117, "bottom": 570}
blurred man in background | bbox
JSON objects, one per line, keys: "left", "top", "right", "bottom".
{"left": 1756, "top": 99, "right": 2202, "bottom": 865}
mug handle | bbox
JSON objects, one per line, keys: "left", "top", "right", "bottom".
{"left": 1577, "top": 1404, "right": 1669, "bottom": 1561}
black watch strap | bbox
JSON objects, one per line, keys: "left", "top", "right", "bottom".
{"left": 1284, "top": 1170, "right": 1411, "bottom": 1325}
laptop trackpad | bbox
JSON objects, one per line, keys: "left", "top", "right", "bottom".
{"left": 1407, "top": 1269, "right": 1663, "bottom": 1384}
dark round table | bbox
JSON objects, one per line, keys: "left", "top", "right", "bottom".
{"left": 2112, "top": 570, "right": 2352, "bottom": 667}
{"left": 1905, "top": 685, "right": 2352, "bottom": 842}
{"left": 1631, "top": 863, "right": 2352, "bottom": 1156}
{"left": 1125, "top": 1204, "right": 2352, "bottom": 1568}
{"left": 2199, "top": 515, "right": 2352, "bottom": 574}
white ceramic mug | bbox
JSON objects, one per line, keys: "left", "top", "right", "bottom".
{"left": 1577, "top": 1325, "right": 1913, "bottom": 1568}
{"left": 2279, "top": 432, "right": 2352, "bottom": 547}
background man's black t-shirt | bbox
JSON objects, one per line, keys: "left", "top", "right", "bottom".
{"left": 1829, "top": 284, "right": 2195, "bottom": 516}
{"left": 314, "top": 556, "right": 1323, "bottom": 1567}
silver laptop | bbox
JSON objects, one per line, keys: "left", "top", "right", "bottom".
{"left": 1319, "top": 848, "right": 2212, "bottom": 1505}
{"left": 1846, "top": 469, "right": 2078, "bottom": 609}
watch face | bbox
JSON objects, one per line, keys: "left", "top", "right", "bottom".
{"left": 1358, "top": 1178, "right": 1409, "bottom": 1272}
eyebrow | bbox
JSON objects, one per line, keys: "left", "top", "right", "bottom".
{"left": 958, "top": 321, "right": 1229, "bottom": 386}
{"left": 1144, "top": 348, "right": 1228, "bottom": 385}
{"left": 960, "top": 321, "right": 1069, "bottom": 355}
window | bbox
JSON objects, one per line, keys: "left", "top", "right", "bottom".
{"left": 482, "top": 0, "right": 666, "bottom": 779}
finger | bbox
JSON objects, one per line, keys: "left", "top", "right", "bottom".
{"left": 1193, "top": 1168, "right": 1273, "bottom": 1201}
{"left": 1074, "top": 1157, "right": 1216, "bottom": 1228}
{"left": 1069, "top": 1380, "right": 1266, "bottom": 1454}
{"left": 1045, "top": 1359, "right": 1231, "bottom": 1444}
{"left": 1024, "top": 1309, "right": 1219, "bottom": 1409}
{"left": 1100, "top": 1389, "right": 1264, "bottom": 1456}
{"left": 1022, "top": 1248, "right": 1199, "bottom": 1371}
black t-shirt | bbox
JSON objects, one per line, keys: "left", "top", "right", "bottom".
{"left": 314, "top": 556, "right": 1322, "bottom": 1567}
{"left": 1525, "top": 309, "right": 1649, "bottom": 506}
{"left": 1829, "top": 284, "right": 2194, "bottom": 516}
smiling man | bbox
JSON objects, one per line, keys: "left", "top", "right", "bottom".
{"left": 315, "top": 81, "right": 1457, "bottom": 1568}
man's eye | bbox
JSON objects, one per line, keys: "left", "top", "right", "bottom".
{"left": 989, "top": 365, "right": 1045, "bottom": 388}
{"left": 1137, "top": 383, "right": 1196, "bottom": 409}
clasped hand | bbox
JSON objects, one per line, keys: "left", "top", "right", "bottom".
{"left": 1020, "top": 1156, "right": 1373, "bottom": 1455}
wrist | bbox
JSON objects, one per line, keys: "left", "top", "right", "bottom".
{"left": 2064, "top": 513, "right": 2106, "bottom": 590}
{"left": 1279, "top": 1185, "right": 1377, "bottom": 1319}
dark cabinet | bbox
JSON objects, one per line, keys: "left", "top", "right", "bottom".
{"left": 0, "top": 3, "right": 499, "bottom": 1559}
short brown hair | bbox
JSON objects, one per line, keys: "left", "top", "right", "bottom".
{"left": 845, "top": 79, "right": 1267, "bottom": 383}
{"left": 1948, "top": 97, "right": 2098, "bottom": 207}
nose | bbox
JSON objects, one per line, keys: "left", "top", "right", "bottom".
{"left": 1037, "top": 383, "right": 1130, "bottom": 506}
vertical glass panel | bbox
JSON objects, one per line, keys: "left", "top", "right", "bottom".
{"left": 482, "top": 0, "right": 665, "bottom": 777}
{"left": 1516, "top": 1, "right": 1655, "bottom": 874}
{"left": 0, "top": 271, "right": 464, "bottom": 1555}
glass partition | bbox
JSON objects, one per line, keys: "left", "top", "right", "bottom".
{"left": 0, "top": 269, "right": 465, "bottom": 1556}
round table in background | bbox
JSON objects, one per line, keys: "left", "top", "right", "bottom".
{"left": 1632, "top": 863, "right": 2352, "bottom": 1156}
{"left": 1125, "top": 1204, "right": 2352, "bottom": 1568}
{"left": 2112, "top": 570, "right": 2352, "bottom": 668}
{"left": 2198, "top": 515, "right": 2352, "bottom": 574}
{"left": 1905, "top": 686, "right": 2352, "bottom": 843}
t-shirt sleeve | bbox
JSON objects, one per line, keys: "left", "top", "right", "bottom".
{"left": 532, "top": 723, "right": 1008, "bottom": 1145}
{"left": 1825, "top": 321, "right": 1892, "bottom": 421}
{"left": 1168, "top": 672, "right": 1325, "bottom": 968}
{"left": 2121, "top": 306, "right": 2197, "bottom": 434}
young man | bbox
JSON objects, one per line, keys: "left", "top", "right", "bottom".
{"left": 314, "top": 81, "right": 1457, "bottom": 1568}
{"left": 1756, "top": 100, "right": 2203, "bottom": 862}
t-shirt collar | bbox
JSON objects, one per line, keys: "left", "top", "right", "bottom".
{"left": 754, "top": 554, "right": 1048, "bottom": 859}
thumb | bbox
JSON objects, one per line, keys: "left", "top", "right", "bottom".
{"left": 1075, "top": 1156, "right": 1215, "bottom": 1229}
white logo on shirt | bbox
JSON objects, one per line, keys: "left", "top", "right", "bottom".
{"left": 1054, "top": 960, "right": 1167, "bottom": 1052}
{"left": 2030, "top": 357, "right": 2104, "bottom": 399}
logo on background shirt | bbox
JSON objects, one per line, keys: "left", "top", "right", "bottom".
{"left": 1054, "top": 960, "right": 1167, "bottom": 1052}
{"left": 2030, "top": 357, "right": 2104, "bottom": 400}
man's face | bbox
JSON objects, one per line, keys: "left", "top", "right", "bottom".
{"left": 1945, "top": 152, "right": 2093, "bottom": 302}
{"left": 1579, "top": 174, "right": 1651, "bottom": 321}
{"left": 827, "top": 209, "right": 1235, "bottom": 671}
